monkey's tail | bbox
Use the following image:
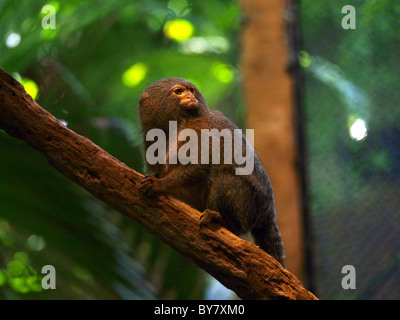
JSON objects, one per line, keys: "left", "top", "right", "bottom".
{"left": 251, "top": 222, "right": 286, "bottom": 269}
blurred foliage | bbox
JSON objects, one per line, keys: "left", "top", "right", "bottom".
{"left": 300, "top": 0, "right": 400, "bottom": 213}
{"left": 0, "top": 0, "right": 241, "bottom": 299}
{"left": 300, "top": 0, "right": 400, "bottom": 299}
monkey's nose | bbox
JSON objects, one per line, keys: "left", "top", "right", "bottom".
{"left": 180, "top": 94, "right": 198, "bottom": 109}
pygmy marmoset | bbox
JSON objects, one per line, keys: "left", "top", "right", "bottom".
{"left": 138, "top": 77, "right": 285, "bottom": 267}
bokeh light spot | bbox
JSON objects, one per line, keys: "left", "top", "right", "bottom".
{"left": 122, "top": 63, "right": 148, "bottom": 87}
{"left": 27, "top": 234, "right": 46, "bottom": 251}
{"left": 6, "top": 32, "right": 21, "bottom": 48}
{"left": 40, "top": 28, "right": 58, "bottom": 40}
{"left": 349, "top": 118, "right": 368, "bottom": 141}
{"left": 20, "top": 78, "right": 39, "bottom": 100}
{"left": 299, "top": 50, "right": 311, "bottom": 68}
{"left": 211, "top": 63, "right": 235, "bottom": 83}
{"left": 164, "top": 19, "right": 194, "bottom": 42}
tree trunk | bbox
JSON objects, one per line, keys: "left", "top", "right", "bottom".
{"left": 239, "top": 0, "right": 304, "bottom": 279}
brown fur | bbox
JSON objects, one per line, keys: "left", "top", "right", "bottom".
{"left": 138, "top": 77, "right": 285, "bottom": 267}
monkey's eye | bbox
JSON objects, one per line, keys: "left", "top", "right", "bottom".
{"left": 189, "top": 88, "right": 195, "bottom": 94}
{"left": 173, "top": 88, "right": 184, "bottom": 95}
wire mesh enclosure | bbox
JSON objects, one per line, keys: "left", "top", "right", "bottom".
{"left": 297, "top": 0, "right": 400, "bottom": 299}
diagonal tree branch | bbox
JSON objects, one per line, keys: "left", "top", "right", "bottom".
{"left": 0, "top": 67, "right": 317, "bottom": 300}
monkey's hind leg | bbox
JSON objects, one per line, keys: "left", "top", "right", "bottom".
{"left": 199, "top": 209, "right": 224, "bottom": 230}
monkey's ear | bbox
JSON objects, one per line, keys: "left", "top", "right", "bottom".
{"left": 139, "top": 92, "right": 150, "bottom": 105}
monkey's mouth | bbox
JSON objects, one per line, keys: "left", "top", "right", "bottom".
{"left": 180, "top": 98, "right": 199, "bottom": 110}
{"left": 184, "top": 101, "right": 198, "bottom": 109}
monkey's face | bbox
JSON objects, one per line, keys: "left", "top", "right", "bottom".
{"left": 138, "top": 78, "right": 207, "bottom": 130}
{"left": 170, "top": 85, "right": 198, "bottom": 110}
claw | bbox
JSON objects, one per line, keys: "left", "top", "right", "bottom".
{"left": 139, "top": 175, "right": 158, "bottom": 197}
{"left": 199, "top": 209, "right": 223, "bottom": 230}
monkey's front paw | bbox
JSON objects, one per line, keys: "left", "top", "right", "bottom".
{"left": 199, "top": 209, "right": 223, "bottom": 230}
{"left": 139, "top": 175, "right": 162, "bottom": 197}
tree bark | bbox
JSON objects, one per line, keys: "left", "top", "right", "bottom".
{"left": 239, "top": 0, "right": 304, "bottom": 279}
{"left": 0, "top": 67, "right": 316, "bottom": 300}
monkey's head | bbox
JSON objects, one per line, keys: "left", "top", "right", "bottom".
{"left": 138, "top": 77, "right": 208, "bottom": 132}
